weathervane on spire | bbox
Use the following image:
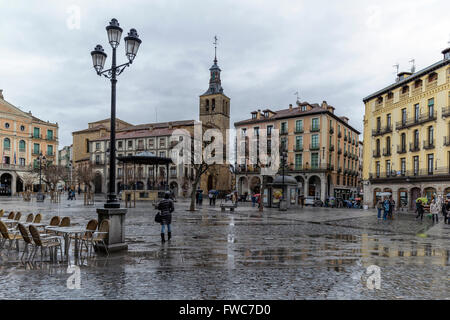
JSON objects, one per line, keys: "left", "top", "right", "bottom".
{"left": 213, "top": 35, "right": 218, "bottom": 63}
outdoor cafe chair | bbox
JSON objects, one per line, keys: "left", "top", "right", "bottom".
{"left": 71, "top": 219, "right": 98, "bottom": 256}
{"left": 60, "top": 217, "right": 70, "bottom": 227}
{"left": 0, "top": 221, "right": 22, "bottom": 251}
{"left": 0, "top": 209, "right": 4, "bottom": 218}
{"left": 7, "top": 212, "right": 14, "bottom": 219}
{"left": 29, "top": 225, "right": 62, "bottom": 264}
{"left": 91, "top": 219, "right": 110, "bottom": 256}
{"left": 14, "top": 212, "right": 21, "bottom": 221}
{"left": 26, "top": 214, "right": 34, "bottom": 223}
{"left": 17, "top": 223, "right": 34, "bottom": 262}
{"left": 33, "top": 214, "right": 42, "bottom": 223}
{"left": 45, "top": 216, "right": 60, "bottom": 234}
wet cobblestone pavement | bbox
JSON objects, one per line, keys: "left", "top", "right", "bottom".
{"left": 0, "top": 196, "right": 449, "bottom": 299}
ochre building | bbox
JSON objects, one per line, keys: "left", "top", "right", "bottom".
{"left": 0, "top": 89, "right": 59, "bottom": 195}
{"left": 362, "top": 46, "right": 450, "bottom": 209}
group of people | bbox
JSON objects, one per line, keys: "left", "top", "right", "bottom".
{"left": 376, "top": 196, "right": 396, "bottom": 220}
{"left": 416, "top": 196, "right": 450, "bottom": 224}
{"left": 67, "top": 188, "right": 77, "bottom": 200}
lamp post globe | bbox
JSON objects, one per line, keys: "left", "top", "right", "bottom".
{"left": 124, "top": 28, "right": 142, "bottom": 63}
{"left": 106, "top": 18, "right": 123, "bottom": 49}
{"left": 91, "top": 45, "right": 107, "bottom": 74}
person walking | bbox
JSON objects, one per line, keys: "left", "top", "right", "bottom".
{"left": 198, "top": 191, "right": 203, "bottom": 206}
{"left": 430, "top": 198, "right": 439, "bottom": 224}
{"left": 416, "top": 199, "right": 424, "bottom": 221}
{"left": 389, "top": 197, "right": 395, "bottom": 219}
{"left": 383, "top": 197, "right": 390, "bottom": 221}
{"left": 376, "top": 198, "right": 383, "bottom": 219}
{"left": 251, "top": 193, "right": 256, "bottom": 207}
{"left": 441, "top": 199, "right": 448, "bottom": 224}
{"left": 195, "top": 190, "right": 200, "bottom": 205}
{"left": 157, "top": 191, "right": 174, "bottom": 243}
{"left": 209, "top": 191, "right": 214, "bottom": 206}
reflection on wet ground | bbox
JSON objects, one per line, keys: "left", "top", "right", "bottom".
{"left": 0, "top": 197, "right": 448, "bottom": 299}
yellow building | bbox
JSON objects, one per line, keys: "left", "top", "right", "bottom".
{"left": 362, "top": 47, "right": 450, "bottom": 209}
{"left": 0, "top": 89, "right": 59, "bottom": 195}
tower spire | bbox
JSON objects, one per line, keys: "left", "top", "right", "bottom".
{"left": 213, "top": 35, "right": 218, "bottom": 64}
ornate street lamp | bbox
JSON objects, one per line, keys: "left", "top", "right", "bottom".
{"left": 91, "top": 18, "right": 142, "bottom": 209}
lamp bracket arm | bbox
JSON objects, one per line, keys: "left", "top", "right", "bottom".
{"left": 98, "top": 62, "right": 131, "bottom": 78}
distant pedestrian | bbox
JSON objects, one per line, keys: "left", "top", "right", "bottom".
{"left": 430, "top": 198, "right": 439, "bottom": 224}
{"left": 376, "top": 199, "right": 383, "bottom": 219}
{"left": 157, "top": 191, "right": 174, "bottom": 243}
{"left": 388, "top": 196, "right": 395, "bottom": 219}
{"left": 198, "top": 192, "right": 203, "bottom": 206}
{"left": 441, "top": 199, "right": 448, "bottom": 224}
{"left": 416, "top": 199, "right": 424, "bottom": 221}
{"left": 251, "top": 194, "right": 256, "bottom": 207}
{"left": 383, "top": 197, "right": 390, "bottom": 221}
{"left": 445, "top": 200, "right": 450, "bottom": 224}
{"left": 195, "top": 191, "right": 200, "bottom": 205}
{"left": 209, "top": 192, "right": 214, "bottom": 206}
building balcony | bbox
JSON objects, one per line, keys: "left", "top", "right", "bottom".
{"left": 294, "top": 146, "right": 303, "bottom": 152}
{"left": 426, "top": 80, "right": 437, "bottom": 90}
{"left": 93, "top": 160, "right": 105, "bottom": 166}
{"left": 409, "top": 143, "right": 420, "bottom": 152}
{"left": 337, "top": 131, "right": 342, "bottom": 138}
{"left": 444, "top": 136, "right": 450, "bottom": 146}
{"left": 395, "top": 111, "right": 437, "bottom": 130}
{"left": 372, "top": 125, "right": 393, "bottom": 137}
{"left": 280, "top": 130, "right": 288, "bottom": 136}
{"left": 382, "top": 148, "right": 391, "bottom": 157}
{"left": 370, "top": 167, "right": 450, "bottom": 182}
{"left": 344, "top": 135, "right": 347, "bottom": 141}
{"left": 373, "top": 150, "right": 381, "bottom": 158}
{"left": 337, "top": 148, "right": 342, "bottom": 155}
{"left": 0, "top": 163, "right": 32, "bottom": 171}
{"left": 329, "top": 144, "right": 335, "bottom": 152}
{"left": 397, "top": 145, "right": 407, "bottom": 154}
{"left": 423, "top": 140, "right": 435, "bottom": 150}
{"left": 46, "top": 136, "right": 57, "bottom": 141}
{"left": 32, "top": 150, "right": 41, "bottom": 155}
{"left": 309, "top": 144, "right": 320, "bottom": 151}
{"left": 46, "top": 152, "right": 55, "bottom": 157}
{"left": 288, "top": 164, "right": 332, "bottom": 173}
{"left": 329, "top": 127, "right": 334, "bottom": 134}
{"left": 344, "top": 151, "right": 348, "bottom": 157}
{"left": 337, "top": 167, "right": 342, "bottom": 173}
{"left": 310, "top": 127, "right": 320, "bottom": 133}
{"left": 442, "top": 106, "right": 450, "bottom": 118}
{"left": 294, "top": 128, "right": 304, "bottom": 134}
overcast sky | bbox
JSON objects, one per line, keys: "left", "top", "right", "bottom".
{"left": 0, "top": 0, "right": 449, "bottom": 148}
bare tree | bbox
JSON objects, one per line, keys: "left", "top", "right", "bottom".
{"left": 75, "top": 162, "right": 95, "bottom": 193}
{"left": 33, "top": 164, "right": 66, "bottom": 192}
{"left": 22, "top": 172, "right": 36, "bottom": 192}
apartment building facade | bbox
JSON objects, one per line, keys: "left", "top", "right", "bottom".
{"left": 234, "top": 100, "right": 361, "bottom": 204}
{"left": 0, "top": 89, "right": 59, "bottom": 195}
{"left": 362, "top": 46, "right": 450, "bottom": 209}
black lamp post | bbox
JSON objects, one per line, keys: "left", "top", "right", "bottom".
{"left": 37, "top": 152, "right": 46, "bottom": 201}
{"left": 280, "top": 151, "right": 287, "bottom": 199}
{"left": 91, "top": 18, "right": 142, "bottom": 208}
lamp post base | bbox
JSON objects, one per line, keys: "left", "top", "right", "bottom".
{"left": 96, "top": 208, "right": 128, "bottom": 252}
{"left": 36, "top": 192, "right": 45, "bottom": 202}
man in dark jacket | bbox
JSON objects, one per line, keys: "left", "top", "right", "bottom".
{"left": 416, "top": 200, "right": 424, "bottom": 221}
{"left": 157, "top": 192, "right": 174, "bottom": 242}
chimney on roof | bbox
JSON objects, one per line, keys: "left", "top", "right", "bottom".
{"left": 168, "top": 122, "right": 173, "bottom": 129}
{"left": 321, "top": 101, "right": 328, "bottom": 109}
{"left": 0, "top": 89, "right": 3, "bottom": 100}
{"left": 398, "top": 71, "right": 412, "bottom": 81}
{"left": 443, "top": 47, "right": 450, "bottom": 60}
{"left": 341, "top": 116, "right": 349, "bottom": 124}
{"left": 289, "top": 104, "right": 293, "bottom": 110}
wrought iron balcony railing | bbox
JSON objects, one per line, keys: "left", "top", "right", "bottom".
{"left": 395, "top": 111, "right": 437, "bottom": 130}
{"left": 423, "top": 140, "right": 435, "bottom": 150}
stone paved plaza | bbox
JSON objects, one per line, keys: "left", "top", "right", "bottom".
{"left": 0, "top": 195, "right": 449, "bottom": 300}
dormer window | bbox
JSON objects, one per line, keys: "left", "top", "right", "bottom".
{"left": 376, "top": 97, "right": 383, "bottom": 104}
{"left": 414, "top": 79, "right": 423, "bottom": 88}
{"left": 428, "top": 72, "right": 438, "bottom": 82}
{"left": 401, "top": 86, "right": 409, "bottom": 94}
{"left": 264, "top": 111, "right": 269, "bottom": 118}
{"left": 301, "top": 105, "right": 306, "bottom": 111}
{"left": 251, "top": 112, "right": 257, "bottom": 119}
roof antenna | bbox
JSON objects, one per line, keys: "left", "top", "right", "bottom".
{"left": 409, "top": 59, "right": 415, "bottom": 73}
{"left": 393, "top": 63, "right": 399, "bottom": 82}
